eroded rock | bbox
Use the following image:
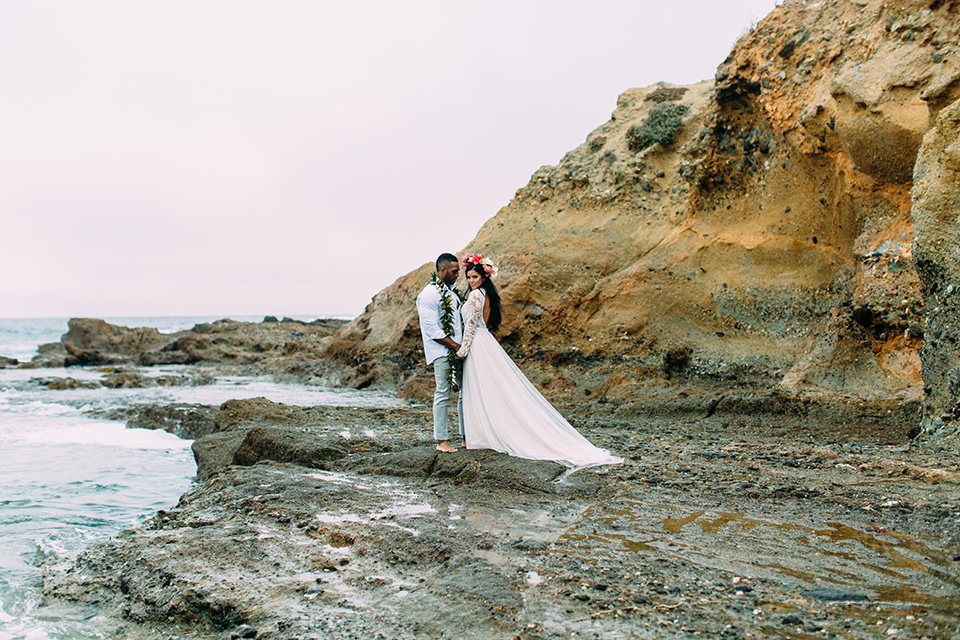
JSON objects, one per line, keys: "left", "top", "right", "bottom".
{"left": 912, "top": 97, "right": 960, "bottom": 434}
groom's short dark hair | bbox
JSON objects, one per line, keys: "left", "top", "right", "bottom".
{"left": 436, "top": 253, "right": 458, "bottom": 271}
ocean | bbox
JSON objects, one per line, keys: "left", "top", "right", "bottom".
{"left": 0, "top": 317, "right": 401, "bottom": 640}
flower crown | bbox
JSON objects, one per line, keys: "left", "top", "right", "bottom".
{"left": 461, "top": 252, "right": 498, "bottom": 278}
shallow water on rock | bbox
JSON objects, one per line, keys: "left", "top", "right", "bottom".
{"left": 550, "top": 498, "right": 959, "bottom": 636}
{"left": 557, "top": 499, "right": 951, "bottom": 596}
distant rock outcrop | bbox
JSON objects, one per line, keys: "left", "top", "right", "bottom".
{"left": 26, "top": 317, "right": 348, "bottom": 378}
{"left": 139, "top": 318, "right": 350, "bottom": 369}
{"left": 61, "top": 318, "right": 166, "bottom": 366}
{"left": 912, "top": 96, "right": 960, "bottom": 434}
{"left": 323, "top": 0, "right": 960, "bottom": 435}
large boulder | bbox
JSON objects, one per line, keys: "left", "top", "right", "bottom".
{"left": 912, "top": 97, "right": 960, "bottom": 435}
{"left": 230, "top": 427, "right": 354, "bottom": 469}
{"left": 192, "top": 398, "right": 424, "bottom": 479}
{"left": 192, "top": 431, "right": 250, "bottom": 481}
{"left": 61, "top": 318, "right": 166, "bottom": 366}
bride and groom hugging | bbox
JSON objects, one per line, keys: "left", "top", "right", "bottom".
{"left": 416, "top": 252, "right": 622, "bottom": 468}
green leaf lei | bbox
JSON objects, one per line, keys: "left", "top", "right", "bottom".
{"left": 433, "top": 274, "right": 466, "bottom": 389}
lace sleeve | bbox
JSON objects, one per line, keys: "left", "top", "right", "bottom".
{"left": 456, "top": 290, "right": 485, "bottom": 358}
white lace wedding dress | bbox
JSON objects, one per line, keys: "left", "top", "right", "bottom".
{"left": 456, "top": 289, "right": 622, "bottom": 468}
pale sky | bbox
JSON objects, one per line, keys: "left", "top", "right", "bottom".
{"left": 2, "top": 1, "right": 778, "bottom": 319}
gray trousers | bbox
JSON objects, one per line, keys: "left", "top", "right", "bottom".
{"left": 433, "top": 356, "right": 464, "bottom": 441}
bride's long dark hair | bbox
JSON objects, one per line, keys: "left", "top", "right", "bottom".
{"left": 464, "top": 262, "right": 502, "bottom": 333}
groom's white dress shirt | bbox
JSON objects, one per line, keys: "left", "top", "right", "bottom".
{"left": 416, "top": 282, "right": 463, "bottom": 365}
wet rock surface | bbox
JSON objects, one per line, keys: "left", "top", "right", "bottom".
{"left": 192, "top": 398, "right": 434, "bottom": 481}
{"left": 30, "top": 367, "right": 216, "bottom": 393}
{"left": 43, "top": 400, "right": 960, "bottom": 640}
{"left": 24, "top": 342, "right": 68, "bottom": 368}
{"left": 126, "top": 404, "right": 219, "bottom": 440}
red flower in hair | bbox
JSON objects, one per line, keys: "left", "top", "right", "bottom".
{"left": 460, "top": 252, "right": 499, "bottom": 278}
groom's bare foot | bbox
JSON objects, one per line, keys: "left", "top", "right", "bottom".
{"left": 436, "top": 440, "right": 458, "bottom": 453}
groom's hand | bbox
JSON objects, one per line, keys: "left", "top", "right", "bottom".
{"left": 433, "top": 336, "right": 461, "bottom": 352}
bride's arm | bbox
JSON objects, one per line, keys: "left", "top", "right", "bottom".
{"left": 456, "top": 290, "right": 484, "bottom": 358}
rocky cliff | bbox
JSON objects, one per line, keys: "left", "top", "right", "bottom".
{"left": 913, "top": 96, "right": 960, "bottom": 434}
{"left": 325, "top": 0, "right": 960, "bottom": 437}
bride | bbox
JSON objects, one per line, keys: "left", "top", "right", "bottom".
{"left": 455, "top": 254, "right": 622, "bottom": 468}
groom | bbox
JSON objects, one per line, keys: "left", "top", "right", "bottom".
{"left": 416, "top": 253, "right": 464, "bottom": 453}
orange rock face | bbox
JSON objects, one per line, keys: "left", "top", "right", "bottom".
{"left": 328, "top": 0, "right": 960, "bottom": 410}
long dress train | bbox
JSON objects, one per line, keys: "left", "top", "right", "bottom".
{"left": 456, "top": 289, "right": 622, "bottom": 468}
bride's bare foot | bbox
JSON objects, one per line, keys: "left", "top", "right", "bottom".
{"left": 436, "top": 440, "right": 458, "bottom": 453}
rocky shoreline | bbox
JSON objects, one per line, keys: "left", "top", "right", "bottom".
{"left": 12, "top": 315, "right": 959, "bottom": 638}
{"left": 40, "top": 395, "right": 960, "bottom": 639}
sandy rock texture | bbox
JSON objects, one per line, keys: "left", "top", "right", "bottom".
{"left": 322, "top": 0, "right": 960, "bottom": 440}
{"left": 912, "top": 96, "right": 960, "bottom": 435}
{"left": 42, "top": 399, "right": 960, "bottom": 639}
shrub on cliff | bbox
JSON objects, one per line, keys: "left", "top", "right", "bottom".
{"left": 627, "top": 102, "right": 690, "bottom": 152}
